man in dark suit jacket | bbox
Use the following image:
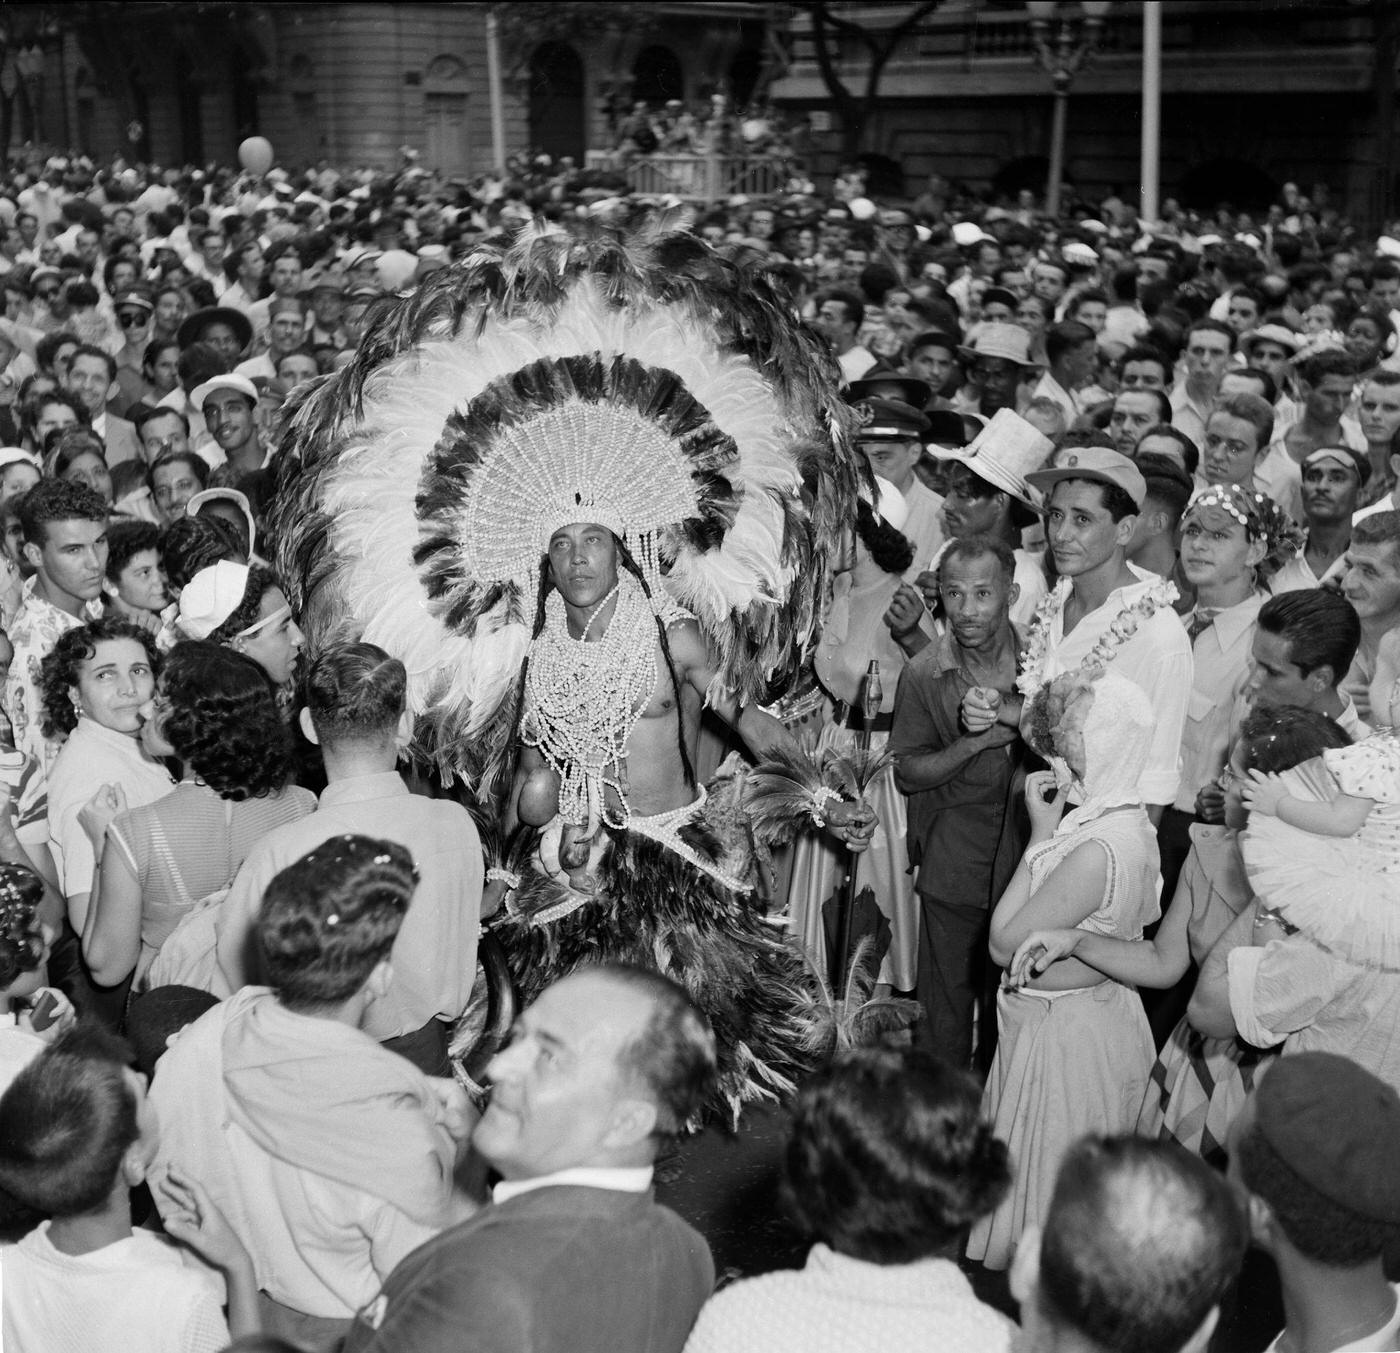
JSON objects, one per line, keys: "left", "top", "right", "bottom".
{"left": 343, "top": 965, "right": 716, "bottom": 1353}
{"left": 61, "top": 342, "right": 142, "bottom": 466}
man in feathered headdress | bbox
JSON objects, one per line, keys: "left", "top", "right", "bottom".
{"left": 273, "top": 222, "right": 879, "bottom": 1114}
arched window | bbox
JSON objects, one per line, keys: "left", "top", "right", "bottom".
{"left": 631, "top": 45, "right": 684, "bottom": 107}
{"left": 528, "top": 41, "right": 585, "bottom": 161}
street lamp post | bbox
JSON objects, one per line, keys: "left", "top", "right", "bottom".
{"left": 1026, "top": 1, "right": 1112, "bottom": 219}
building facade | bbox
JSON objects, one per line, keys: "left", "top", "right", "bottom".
{"left": 0, "top": 1, "right": 1394, "bottom": 222}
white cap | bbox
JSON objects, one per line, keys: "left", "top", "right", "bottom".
{"left": 176, "top": 561, "right": 250, "bottom": 640}
{"left": 1062, "top": 241, "right": 1098, "bottom": 266}
{"left": 190, "top": 373, "right": 258, "bottom": 410}
{"left": 952, "top": 221, "right": 994, "bottom": 247}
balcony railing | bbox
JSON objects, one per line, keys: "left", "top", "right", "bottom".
{"left": 585, "top": 151, "right": 793, "bottom": 203}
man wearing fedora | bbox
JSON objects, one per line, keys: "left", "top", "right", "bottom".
{"left": 849, "top": 395, "right": 944, "bottom": 579}
{"left": 1239, "top": 323, "right": 1302, "bottom": 433}
{"left": 886, "top": 410, "right": 1053, "bottom": 650}
{"left": 956, "top": 324, "right": 1038, "bottom": 421}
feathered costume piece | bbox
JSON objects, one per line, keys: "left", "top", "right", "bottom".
{"left": 272, "top": 220, "right": 872, "bottom": 1117}
{"left": 273, "top": 219, "right": 862, "bottom": 789}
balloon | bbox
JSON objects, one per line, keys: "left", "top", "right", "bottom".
{"left": 238, "top": 136, "right": 274, "bottom": 176}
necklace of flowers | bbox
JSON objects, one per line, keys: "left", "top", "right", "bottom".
{"left": 1017, "top": 575, "right": 1179, "bottom": 697}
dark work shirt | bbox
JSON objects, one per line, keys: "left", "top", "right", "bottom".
{"left": 889, "top": 630, "right": 1028, "bottom": 909}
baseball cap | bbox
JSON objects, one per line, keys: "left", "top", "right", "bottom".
{"left": 1253, "top": 1052, "right": 1400, "bottom": 1223}
{"left": 851, "top": 397, "right": 931, "bottom": 441}
{"left": 1304, "top": 444, "right": 1371, "bottom": 486}
{"left": 190, "top": 373, "right": 259, "bottom": 410}
{"left": 1027, "top": 445, "right": 1147, "bottom": 509}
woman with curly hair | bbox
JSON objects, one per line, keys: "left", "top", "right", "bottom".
{"left": 684, "top": 1046, "right": 1016, "bottom": 1351}
{"left": 786, "top": 484, "right": 915, "bottom": 989}
{"left": 966, "top": 668, "right": 1160, "bottom": 1271}
{"left": 78, "top": 642, "right": 315, "bottom": 988}
{"left": 41, "top": 618, "right": 174, "bottom": 934}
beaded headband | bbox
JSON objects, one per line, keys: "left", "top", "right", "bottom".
{"left": 1185, "top": 482, "right": 1306, "bottom": 570}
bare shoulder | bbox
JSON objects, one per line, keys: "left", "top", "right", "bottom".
{"left": 662, "top": 616, "right": 711, "bottom": 671}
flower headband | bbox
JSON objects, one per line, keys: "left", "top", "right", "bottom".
{"left": 1185, "top": 483, "right": 1306, "bottom": 574}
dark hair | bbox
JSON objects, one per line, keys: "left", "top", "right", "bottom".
{"left": 207, "top": 563, "right": 281, "bottom": 647}
{"left": 817, "top": 286, "right": 864, "bottom": 331}
{"left": 1069, "top": 288, "right": 1108, "bottom": 315}
{"left": 854, "top": 499, "right": 915, "bottom": 576}
{"left": 67, "top": 343, "right": 116, "bottom": 383}
{"left": 39, "top": 616, "right": 160, "bottom": 739}
{"left": 274, "top": 346, "right": 319, "bottom": 376}
{"left": 907, "top": 329, "right": 958, "bottom": 358}
{"left": 1228, "top": 366, "right": 1279, "bottom": 405}
{"left": 1186, "top": 317, "right": 1235, "bottom": 351}
{"left": 1297, "top": 347, "right": 1360, "bottom": 387}
{"left": 17, "top": 477, "right": 107, "bottom": 550}
{"left": 1256, "top": 590, "right": 1361, "bottom": 684}
{"left": 258, "top": 835, "right": 414, "bottom": 1010}
{"left": 1046, "top": 320, "right": 1095, "bottom": 366}
{"left": 0, "top": 1023, "right": 139, "bottom": 1217}
{"left": 146, "top": 448, "right": 210, "bottom": 500}
{"left": 589, "top": 964, "right": 716, "bottom": 1144}
{"left": 1117, "top": 387, "right": 1172, "bottom": 425}
{"left": 104, "top": 519, "right": 161, "bottom": 584}
{"left": 784, "top": 1047, "right": 1010, "bottom": 1264}
{"left": 0, "top": 863, "right": 46, "bottom": 989}
{"left": 1118, "top": 344, "right": 1172, "bottom": 380}
{"left": 1239, "top": 1125, "right": 1400, "bottom": 1267}
{"left": 1058, "top": 428, "right": 1116, "bottom": 452}
{"left": 939, "top": 532, "right": 1016, "bottom": 583}
{"left": 1210, "top": 392, "right": 1274, "bottom": 450}
{"left": 304, "top": 641, "right": 406, "bottom": 743}
{"left": 131, "top": 403, "right": 190, "bottom": 438}
{"left": 141, "top": 338, "right": 180, "bottom": 383}
{"left": 1237, "top": 704, "right": 1351, "bottom": 775}
{"left": 1134, "top": 451, "right": 1194, "bottom": 527}
{"left": 1039, "top": 1136, "right": 1247, "bottom": 1353}
{"left": 160, "top": 642, "right": 292, "bottom": 799}
{"left": 160, "top": 513, "right": 242, "bottom": 592}
{"left": 1048, "top": 476, "right": 1139, "bottom": 523}
{"left": 18, "top": 390, "right": 86, "bottom": 448}
{"left": 35, "top": 329, "right": 80, "bottom": 374}
{"left": 177, "top": 340, "right": 227, "bottom": 387}
{"left": 1135, "top": 423, "right": 1199, "bottom": 478}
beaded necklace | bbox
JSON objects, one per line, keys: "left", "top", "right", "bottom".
{"left": 521, "top": 573, "right": 658, "bottom": 830}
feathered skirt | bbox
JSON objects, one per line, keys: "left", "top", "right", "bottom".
{"left": 493, "top": 783, "right": 822, "bottom": 1122}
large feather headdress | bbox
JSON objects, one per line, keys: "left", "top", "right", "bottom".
{"left": 272, "top": 219, "right": 865, "bottom": 786}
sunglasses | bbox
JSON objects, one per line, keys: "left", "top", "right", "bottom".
{"left": 35, "top": 288, "right": 58, "bottom": 300}
{"left": 117, "top": 311, "right": 148, "bottom": 327}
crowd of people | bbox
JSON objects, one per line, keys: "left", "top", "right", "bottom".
{"left": 0, "top": 132, "right": 1390, "bottom": 1353}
